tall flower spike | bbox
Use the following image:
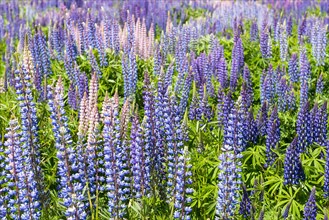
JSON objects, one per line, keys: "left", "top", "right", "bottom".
{"left": 296, "top": 102, "right": 311, "bottom": 153}
{"left": 173, "top": 145, "right": 193, "bottom": 220}
{"left": 218, "top": 57, "right": 228, "bottom": 89}
{"left": 14, "top": 64, "right": 45, "bottom": 204}
{"left": 265, "top": 106, "right": 280, "bottom": 167}
{"left": 283, "top": 137, "right": 305, "bottom": 185}
{"left": 1, "top": 118, "right": 41, "bottom": 219}
{"left": 216, "top": 107, "right": 242, "bottom": 219}
{"left": 48, "top": 78, "right": 86, "bottom": 218}
{"left": 130, "top": 111, "right": 147, "bottom": 198}
{"left": 316, "top": 73, "right": 324, "bottom": 95}
{"left": 279, "top": 22, "right": 288, "bottom": 61}
{"left": 288, "top": 53, "right": 299, "bottom": 83}
{"left": 311, "top": 20, "right": 327, "bottom": 66}
{"left": 303, "top": 187, "right": 317, "bottom": 220}
{"left": 239, "top": 185, "right": 252, "bottom": 218}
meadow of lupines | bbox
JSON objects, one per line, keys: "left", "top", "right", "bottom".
{"left": 1, "top": 0, "right": 329, "bottom": 219}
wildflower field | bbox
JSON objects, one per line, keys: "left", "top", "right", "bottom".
{"left": 0, "top": 0, "right": 329, "bottom": 219}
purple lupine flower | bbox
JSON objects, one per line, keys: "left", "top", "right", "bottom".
{"left": 284, "top": 137, "right": 305, "bottom": 185}
{"left": 88, "top": 48, "right": 102, "bottom": 78}
{"left": 250, "top": 20, "right": 259, "bottom": 41}
{"left": 166, "top": 95, "right": 185, "bottom": 202}
{"left": 216, "top": 107, "right": 242, "bottom": 219}
{"left": 286, "top": 16, "right": 293, "bottom": 36}
{"left": 218, "top": 57, "right": 228, "bottom": 89}
{"left": 257, "top": 102, "right": 268, "bottom": 137}
{"left": 217, "top": 85, "right": 224, "bottom": 127}
{"left": 324, "top": 140, "right": 329, "bottom": 197}
{"left": 279, "top": 23, "right": 288, "bottom": 61}
{"left": 313, "top": 102, "right": 327, "bottom": 146}
{"left": 1, "top": 118, "right": 41, "bottom": 219}
{"left": 243, "top": 65, "right": 253, "bottom": 108}
{"left": 154, "top": 72, "right": 169, "bottom": 198}
{"left": 122, "top": 47, "right": 137, "bottom": 98}
{"left": 311, "top": 20, "right": 327, "bottom": 66}
{"left": 299, "top": 48, "right": 311, "bottom": 83}
{"left": 223, "top": 92, "right": 234, "bottom": 129}
{"left": 260, "top": 21, "right": 272, "bottom": 59}
{"left": 173, "top": 147, "right": 193, "bottom": 220}
{"left": 102, "top": 93, "right": 119, "bottom": 216}
{"left": 300, "top": 80, "right": 309, "bottom": 109}
{"left": 248, "top": 107, "right": 258, "bottom": 143}
{"left": 265, "top": 106, "right": 280, "bottom": 167}
{"left": 316, "top": 73, "right": 324, "bottom": 95}
{"left": 189, "top": 84, "right": 202, "bottom": 121}
{"left": 14, "top": 57, "right": 46, "bottom": 202}
{"left": 288, "top": 53, "right": 299, "bottom": 83}
{"left": 68, "top": 82, "right": 78, "bottom": 110}
{"left": 239, "top": 185, "right": 252, "bottom": 218}
{"left": 296, "top": 102, "right": 312, "bottom": 153}
{"left": 143, "top": 72, "right": 156, "bottom": 193}
{"left": 47, "top": 79, "right": 85, "bottom": 218}
{"left": 200, "top": 86, "right": 213, "bottom": 122}
{"left": 298, "top": 15, "right": 307, "bottom": 43}
{"left": 165, "top": 63, "right": 174, "bottom": 89}
{"left": 153, "top": 45, "right": 162, "bottom": 75}
{"left": 230, "top": 56, "right": 239, "bottom": 91}
{"left": 179, "top": 71, "right": 193, "bottom": 118}
{"left": 303, "top": 187, "right": 317, "bottom": 220}
{"left": 237, "top": 87, "right": 250, "bottom": 151}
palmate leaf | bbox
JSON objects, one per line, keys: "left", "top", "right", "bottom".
{"left": 264, "top": 174, "right": 284, "bottom": 197}
{"left": 243, "top": 144, "right": 266, "bottom": 169}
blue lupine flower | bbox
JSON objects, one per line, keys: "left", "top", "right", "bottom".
{"left": 243, "top": 65, "right": 253, "bottom": 109}
{"left": 216, "top": 107, "right": 242, "bottom": 219}
{"left": 279, "top": 23, "right": 288, "bottom": 61}
{"left": 296, "top": 102, "right": 312, "bottom": 153}
{"left": 143, "top": 72, "right": 156, "bottom": 194}
{"left": 260, "top": 21, "right": 272, "bottom": 59}
{"left": 316, "top": 74, "right": 324, "bottom": 95}
{"left": 122, "top": 47, "right": 137, "bottom": 98}
{"left": 68, "top": 82, "right": 78, "bottom": 110}
{"left": 288, "top": 53, "right": 299, "bottom": 83}
{"left": 173, "top": 144, "right": 193, "bottom": 220}
{"left": 311, "top": 20, "right": 327, "bottom": 66}
{"left": 250, "top": 20, "right": 259, "bottom": 41}
{"left": 286, "top": 16, "right": 293, "bottom": 36}
{"left": 223, "top": 92, "right": 234, "bottom": 130}
{"left": 265, "top": 106, "right": 280, "bottom": 167}
{"left": 298, "top": 15, "right": 307, "bottom": 43}
{"left": 303, "top": 187, "right": 317, "bottom": 220}
{"left": 189, "top": 84, "right": 202, "bottom": 121}
{"left": 88, "top": 48, "right": 102, "bottom": 78}
{"left": 218, "top": 57, "right": 228, "bottom": 89}
{"left": 47, "top": 79, "right": 86, "bottom": 218}
{"left": 284, "top": 137, "right": 305, "bottom": 185}
{"left": 1, "top": 118, "right": 41, "bottom": 219}
{"left": 257, "top": 102, "right": 268, "bottom": 137}
{"left": 217, "top": 86, "right": 224, "bottom": 127}
{"left": 239, "top": 185, "right": 252, "bottom": 218}
{"left": 14, "top": 64, "right": 45, "bottom": 203}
